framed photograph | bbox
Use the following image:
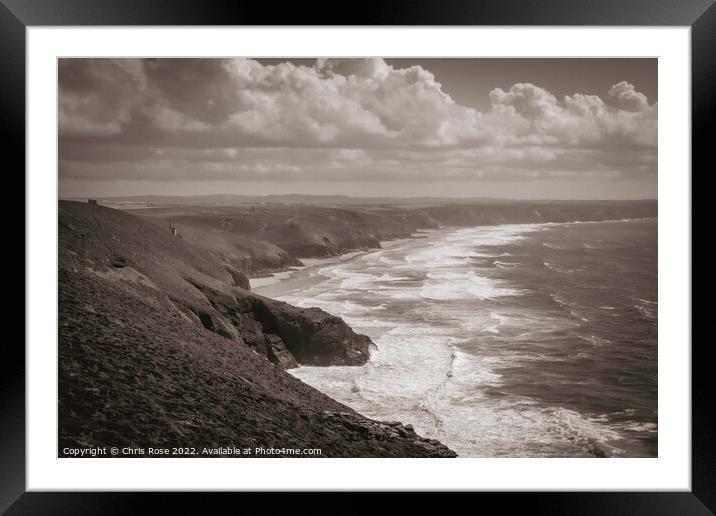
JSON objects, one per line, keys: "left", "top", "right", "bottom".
{"left": 10, "top": 0, "right": 711, "bottom": 511}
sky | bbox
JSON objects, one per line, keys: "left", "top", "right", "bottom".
{"left": 58, "top": 58, "right": 657, "bottom": 199}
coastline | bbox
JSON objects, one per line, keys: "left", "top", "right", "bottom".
{"left": 57, "top": 201, "right": 459, "bottom": 457}
{"left": 250, "top": 218, "right": 656, "bottom": 296}
{"left": 251, "top": 233, "right": 434, "bottom": 296}
{"left": 253, "top": 217, "right": 658, "bottom": 457}
{"left": 56, "top": 200, "right": 657, "bottom": 458}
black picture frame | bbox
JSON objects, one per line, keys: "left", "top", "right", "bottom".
{"left": 6, "top": 0, "right": 711, "bottom": 512}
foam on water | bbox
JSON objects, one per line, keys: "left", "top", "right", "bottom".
{"left": 270, "top": 221, "right": 655, "bottom": 457}
{"left": 422, "top": 270, "right": 522, "bottom": 301}
{"left": 291, "top": 325, "right": 463, "bottom": 433}
{"left": 631, "top": 297, "right": 657, "bottom": 321}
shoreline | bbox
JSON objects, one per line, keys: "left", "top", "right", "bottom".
{"left": 268, "top": 216, "right": 658, "bottom": 457}
{"left": 250, "top": 232, "right": 435, "bottom": 294}
{"left": 57, "top": 201, "right": 459, "bottom": 457}
{"left": 249, "top": 217, "right": 656, "bottom": 295}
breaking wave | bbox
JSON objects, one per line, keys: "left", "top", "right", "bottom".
{"left": 266, "top": 219, "right": 657, "bottom": 457}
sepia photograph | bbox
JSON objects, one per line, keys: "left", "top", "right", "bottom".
{"left": 58, "top": 57, "right": 658, "bottom": 459}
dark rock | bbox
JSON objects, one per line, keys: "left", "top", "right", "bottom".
{"left": 264, "top": 334, "right": 299, "bottom": 369}
{"left": 183, "top": 278, "right": 371, "bottom": 368}
{"left": 227, "top": 267, "right": 250, "bottom": 290}
{"left": 251, "top": 297, "right": 372, "bottom": 366}
{"left": 110, "top": 255, "right": 128, "bottom": 268}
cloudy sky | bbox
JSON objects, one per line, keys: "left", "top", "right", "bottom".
{"left": 58, "top": 58, "right": 657, "bottom": 199}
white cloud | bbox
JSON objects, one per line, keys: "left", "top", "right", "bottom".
{"left": 608, "top": 81, "right": 650, "bottom": 112}
{"left": 220, "top": 58, "right": 484, "bottom": 147}
{"left": 58, "top": 58, "right": 657, "bottom": 186}
{"left": 489, "top": 81, "right": 657, "bottom": 148}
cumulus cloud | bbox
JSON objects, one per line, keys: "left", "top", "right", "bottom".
{"left": 489, "top": 82, "right": 657, "bottom": 148}
{"left": 58, "top": 58, "right": 657, "bottom": 191}
{"left": 608, "top": 81, "right": 650, "bottom": 112}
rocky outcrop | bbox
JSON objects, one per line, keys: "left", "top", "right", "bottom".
{"left": 320, "top": 412, "right": 457, "bottom": 458}
{"left": 181, "top": 276, "right": 372, "bottom": 368}
{"left": 252, "top": 297, "right": 373, "bottom": 366}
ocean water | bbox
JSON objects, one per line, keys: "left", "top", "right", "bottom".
{"left": 256, "top": 218, "right": 658, "bottom": 457}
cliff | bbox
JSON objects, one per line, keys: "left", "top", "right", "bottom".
{"left": 58, "top": 201, "right": 454, "bottom": 457}
{"left": 59, "top": 201, "right": 371, "bottom": 369}
{"left": 133, "top": 199, "right": 657, "bottom": 278}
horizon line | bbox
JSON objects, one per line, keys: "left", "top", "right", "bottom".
{"left": 59, "top": 193, "right": 658, "bottom": 202}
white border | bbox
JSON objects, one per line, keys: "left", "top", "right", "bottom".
{"left": 27, "top": 27, "right": 691, "bottom": 491}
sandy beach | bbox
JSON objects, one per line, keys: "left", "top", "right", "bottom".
{"left": 251, "top": 235, "right": 428, "bottom": 296}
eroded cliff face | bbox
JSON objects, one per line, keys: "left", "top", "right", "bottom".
{"left": 57, "top": 270, "right": 455, "bottom": 457}
{"left": 185, "top": 279, "right": 372, "bottom": 369}
{"left": 59, "top": 201, "right": 372, "bottom": 370}
{"left": 58, "top": 201, "right": 455, "bottom": 457}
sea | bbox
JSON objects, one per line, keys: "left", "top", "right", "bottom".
{"left": 253, "top": 218, "right": 658, "bottom": 457}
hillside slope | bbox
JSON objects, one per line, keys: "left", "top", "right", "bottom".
{"left": 58, "top": 201, "right": 455, "bottom": 457}
{"left": 134, "top": 200, "right": 657, "bottom": 278}
{"left": 59, "top": 201, "right": 372, "bottom": 368}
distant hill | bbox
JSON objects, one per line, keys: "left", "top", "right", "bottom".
{"left": 124, "top": 199, "right": 658, "bottom": 278}
{"left": 65, "top": 193, "right": 657, "bottom": 208}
